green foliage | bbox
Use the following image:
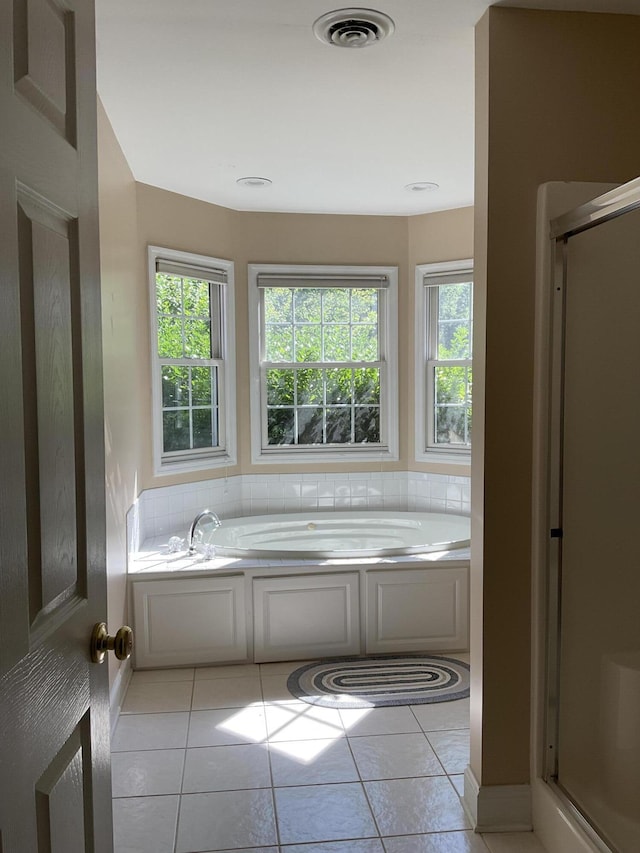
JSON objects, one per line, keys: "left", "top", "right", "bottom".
{"left": 156, "top": 274, "right": 212, "bottom": 359}
{"left": 156, "top": 273, "right": 217, "bottom": 452}
{"left": 433, "top": 283, "right": 473, "bottom": 446}
{"left": 263, "top": 286, "right": 382, "bottom": 447}
{"left": 264, "top": 286, "right": 379, "bottom": 364}
{"left": 265, "top": 365, "right": 381, "bottom": 446}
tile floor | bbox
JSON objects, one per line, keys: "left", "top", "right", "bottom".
{"left": 111, "top": 662, "right": 546, "bottom": 853}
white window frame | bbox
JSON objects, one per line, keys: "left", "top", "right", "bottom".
{"left": 415, "top": 259, "right": 473, "bottom": 464}
{"left": 149, "top": 245, "right": 236, "bottom": 476}
{"left": 248, "top": 263, "right": 399, "bottom": 464}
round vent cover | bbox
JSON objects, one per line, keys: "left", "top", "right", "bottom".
{"left": 313, "top": 8, "right": 395, "bottom": 48}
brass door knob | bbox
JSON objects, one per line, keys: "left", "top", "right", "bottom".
{"left": 90, "top": 623, "right": 133, "bottom": 664}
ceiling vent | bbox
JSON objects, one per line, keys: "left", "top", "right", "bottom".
{"left": 313, "top": 8, "right": 395, "bottom": 48}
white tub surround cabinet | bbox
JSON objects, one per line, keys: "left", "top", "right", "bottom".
{"left": 130, "top": 545, "right": 470, "bottom": 668}
{"left": 254, "top": 573, "right": 360, "bottom": 662}
{"left": 366, "top": 567, "right": 468, "bottom": 655}
{"left": 132, "top": 576, "right": 247, "bottom": 668}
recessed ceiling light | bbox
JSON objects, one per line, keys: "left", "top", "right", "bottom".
{"left": 236, "top": 176, "right": 272, "bottom": 188}
{"left": 313, "top": 8, "right": 395, "bottom": 48}
{"left": 405, "top": 181, "right": 440, "bottom": 192}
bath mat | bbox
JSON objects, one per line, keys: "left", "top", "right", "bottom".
{"left": 287, "top": 654, "right": 470, "bottom": 709}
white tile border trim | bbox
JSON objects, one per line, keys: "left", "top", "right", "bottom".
{"left": 463, "top": 765, "right": 532, "bottom": 833}
{"left": 134, "top": 470, "right": 471, "bottom": 545}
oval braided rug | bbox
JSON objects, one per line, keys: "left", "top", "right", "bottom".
{"left": 287, "top": 654, "right": 470, "bottom": 709}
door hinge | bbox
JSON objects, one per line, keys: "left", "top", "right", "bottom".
{"left": 550, "top": 528, "right": 563, "bottom": 539}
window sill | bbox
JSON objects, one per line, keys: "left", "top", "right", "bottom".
{"left": 415, "top": 449, "right": 471, "bottom": 466}
{"left": 155, "top": 450, "right": 237, "bottom": 477}
{"left": 252, "top": 446, "right": 399, "bottom": 465}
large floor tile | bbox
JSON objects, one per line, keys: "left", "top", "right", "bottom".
{"left": 195, "top": 663, "right": 261, "bottom": 680}
{"left": 176, "top": 789, "right": 277, "bottom": 852}
{"left": 182, "top": 744, "right": 271, "bottom": 792}
{"left": 340, "top": 706, "right": 421, "bottom": 737}
{"left": 187, "top": 707, "right": 267, "bottom": 747}
{"left": 270, "top": 737, "right": 359, "bottom": 786}
{"left": 349, "top": 732, "right": 443, "bottom": 781}
{"left": 112, "top": 712, "right": 190, "bottom": 752}
{"left": 282, "top": 841, "right": 384, "bottom": 852}
{"left": 261, "top": 672, "right": 299, "bottom": 703}
{"left": 384, "top": 830, "right": 489, "bottom": 852}
{"left": 130, "top": 668, "right": 194, "bottom": 683}
{"left": 275, "top": 782, "right": 378, "bottom": 844}
{"left": 113, "top": 794, "right": 179, "bottom": 853}
{"left": 411, "top": 698, "right": 470, "bottom": 732}
{"left": 192, "top": 676, "right": 263, "bottom": 710}
{"left": 450, "top": 774, "right": 465, "bottom": 797}
{"left": 111, "top": 748, "right": 185, "bottom": 797}
{"left": 365, "top": 776, "right": 470, "bottom": 836}
{"left": 426, "top": 730, "right": 471, "bottom": 775}
{"left": 265, "top": 702, "right": 345, "bottom": 742}
{"left": 121, "top": 681, "right": 193, "bottom": 714}
{"left": 481, "top": 832, "right": 547, "bottom": 853}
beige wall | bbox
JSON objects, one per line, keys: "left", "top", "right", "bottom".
{"left": 473, "top": 8, "right": 640, "bottom": 787}
{"left": 97, "top": 101, "right": 144, "bottom": 687}
{"left": 134, "top": 186, "right": 473, "bottom": 490}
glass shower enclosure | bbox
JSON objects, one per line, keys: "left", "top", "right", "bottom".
{"left": 545, "top": 178, "right": 640, "bottom": 853}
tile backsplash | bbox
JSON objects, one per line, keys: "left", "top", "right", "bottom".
{"left": 130, "top": 471, "right": 471, "bottom": 550}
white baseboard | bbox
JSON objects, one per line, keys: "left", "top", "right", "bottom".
{"left": 463, "top": 766, "right": 532, "bottom": 832}
{"left": 109, "top": 657, "right": 133, "bottom": 739}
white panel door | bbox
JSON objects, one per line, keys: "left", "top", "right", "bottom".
{"left": 133, "top": 577, "right": 248, "bottom": 668}
{"left": 366, "top": 568, "right": 468, "bottom": 653}
{"left": 253, "top": 573, "right": 360, "bottom": 663}
{"left": 0, "top": 0, "right": 112, "bottom": 850}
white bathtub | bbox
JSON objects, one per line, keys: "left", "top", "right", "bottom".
{"left": 200, "top": 510, "right": 470, "bottom": 559}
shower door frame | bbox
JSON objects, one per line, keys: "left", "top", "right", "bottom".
{"left": 542, "top": 175, "right": 640, "bottom": 853}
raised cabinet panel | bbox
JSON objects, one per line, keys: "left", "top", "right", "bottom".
{"left": 253, "top": 573, "right": 360, "bottom": 663}
{"left": 366, "top": 568, "right": 468, "bottom": 653}
{"left": 132, "top": 577, "right": 247, "bottom": 668}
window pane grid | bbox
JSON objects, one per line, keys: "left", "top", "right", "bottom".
{"left": 425, "top": 279, "right": 473, "bottom": 452}
{"left": 265, "top": 365, "right": 381, "bottom": 446}
{"left": 156, "top": 268, "right": 220, "bottom": 455}
{"left": 160, "top": 364, "right": 219, "bottom": 454}
{"left": 265, "top": 287, "right": 379, "bottom": 365}
{"left": 262, "top": 285, "right": 383, "bottom": 448}
{"left": 432, "top": 364, "right": 472, "bottom": 448}
{"left": 156, "top": 273, "right": 220, "bottom": 360}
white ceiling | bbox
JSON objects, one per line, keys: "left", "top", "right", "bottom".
{"left": 96, "top": 0, "right": 640, "bottom": 216}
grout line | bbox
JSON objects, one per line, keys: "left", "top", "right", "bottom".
{"left": 112, "top": 791, "right": 185, "bottom": 800}
{"left": 343, "top": 729, "right": 383, "bottom": 842}
{"left": 259, "top": 667, "right": 283, "bottom": 849}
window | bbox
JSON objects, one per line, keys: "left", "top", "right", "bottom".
{"left": 415, "top": 260, "right": 473, "bottom": 462}
{"left": 149, "top": 246, "right": 236, "bottom": 475}
{"left": 248, "top": 264, "right": 398, "bottom": 463}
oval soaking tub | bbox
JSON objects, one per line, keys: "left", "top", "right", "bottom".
{"left": 198, "top": 510, "right": 470, "bottom": 559}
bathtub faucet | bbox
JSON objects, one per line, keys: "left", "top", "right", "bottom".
{"left": 188, "top": 509, "right": 221, "bottom": 553}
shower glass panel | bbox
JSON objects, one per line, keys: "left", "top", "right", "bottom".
{"left": 555, "top": 204, "right": 640, "bottom": 853}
